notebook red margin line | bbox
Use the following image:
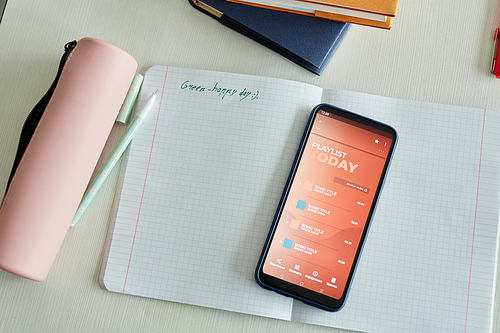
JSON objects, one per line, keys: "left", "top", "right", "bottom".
{"left": 464, "top": 109, "right": 487, "bottom": 332}
{"left": 123, "top": 67, "right": 169, "bottom": 293}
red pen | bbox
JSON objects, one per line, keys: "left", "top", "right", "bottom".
{"left": 492, "top": 28, "right": 500, "bottom": 78}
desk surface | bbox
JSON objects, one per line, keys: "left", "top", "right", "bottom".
{"left": 1, "top": 0, "right": 500, "bottom": 332}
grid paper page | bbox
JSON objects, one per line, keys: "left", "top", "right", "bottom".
{"left": 100, "top": 66, "right": 324, "bottom": 319}
{"left": 100, "top": 67, "right": 500, "bottom": 332}
{"left": 289, "top": 90, "right": 500, "bottom": 332}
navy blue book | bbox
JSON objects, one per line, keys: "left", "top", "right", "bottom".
{"left": 189, "top": 0, "right": 350, "bottom": 75}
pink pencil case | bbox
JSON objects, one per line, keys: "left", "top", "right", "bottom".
{"left": 0, "top": 38, "right": 137, "bottom": 281}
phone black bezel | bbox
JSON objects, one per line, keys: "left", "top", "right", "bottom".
{"left": 255, "top": 103, "right": 397, "bottom": 312}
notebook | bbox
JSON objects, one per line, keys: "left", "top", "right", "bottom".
{"left": 100, "top": 65, "right": 500, "bottom": 333}
{"left": 188, "top": 0, "right": 350, "bottom": 75}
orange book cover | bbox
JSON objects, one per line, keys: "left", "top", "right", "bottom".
{"left": 303, "top": 0, "right": 398, "bottom": 16}
{"left": 226, "top": 0, "right": 398, "bottom": 29}
{"left": 316, "top": 11, "right": 394, "bottom": 29}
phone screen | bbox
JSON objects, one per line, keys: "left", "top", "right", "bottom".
{"left": 256, "top": 104, "right": 396, "bottom": 311}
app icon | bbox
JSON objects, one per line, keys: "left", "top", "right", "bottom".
{"left": 303, "top": 181, "right": 314, "bottom": 191}
{"left": 296, "top": 200, "right": 307, "bottom": 210}
{"left": 289, "top": 219, "right": 300, "bottom": 230}
{"left": 282, "top": 238, "right": 293, "bottom": 249}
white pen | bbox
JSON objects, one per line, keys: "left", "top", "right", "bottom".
{"left": 71, "top": 90, "right": 158, "bottom": 227}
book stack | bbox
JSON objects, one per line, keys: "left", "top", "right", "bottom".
{"left": 189, "top": 0, "right": 398, "bottom": 75}
{"left": 190, "top": 0, "right": 351, "bottom": 75}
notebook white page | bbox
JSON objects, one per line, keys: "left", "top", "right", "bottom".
{"left": 291, "top": 90, "right": 500, "bottom": 332}
{"left": 100, "top": 66, "right": 499, "bottom": 332}
{"left": 100, "top": 65, "right": 323, "bottom": 319}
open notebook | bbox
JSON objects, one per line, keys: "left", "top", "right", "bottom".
{"left": 100, "top": 65, "right": 499, "bottom": 333}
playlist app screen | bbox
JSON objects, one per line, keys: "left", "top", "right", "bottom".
{"left": 263, "top": 110, "right": 393, "bottom": 299}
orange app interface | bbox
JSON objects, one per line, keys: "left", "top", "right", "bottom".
{"left": 263, "top": 110, "right": 393, "bottom": 300}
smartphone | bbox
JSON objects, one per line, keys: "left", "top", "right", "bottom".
{"left": 255, "top": 104, "right": 397, "bottom": 311}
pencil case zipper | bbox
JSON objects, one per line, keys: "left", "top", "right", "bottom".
{"left": 5, "top": 40, "right": 77, "bottom": 193}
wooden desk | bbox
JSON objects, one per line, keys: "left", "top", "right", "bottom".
{"left": 0, "top": 0, "right": 499, "bottom": 332}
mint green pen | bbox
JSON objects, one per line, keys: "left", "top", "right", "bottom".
{"left": 71, "top": 91, "right": 157, "bottom": 227}
{"left": 116, "top": 74, "right": 143, "bottom": 124}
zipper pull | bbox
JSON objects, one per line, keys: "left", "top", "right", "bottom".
{"left": 65, "top": 40, "right": 77, "bottom": 53}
